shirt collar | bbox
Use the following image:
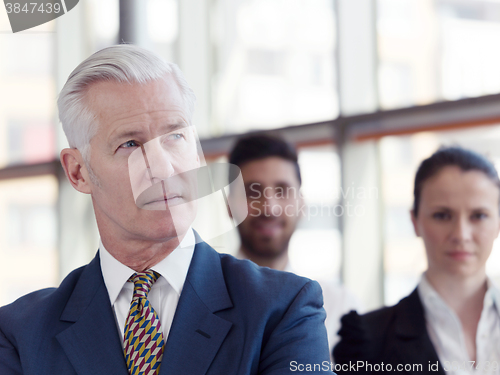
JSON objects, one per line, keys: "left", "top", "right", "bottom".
{"left": 99, "top": 228, "right": 195, "bottom": 306}
{"left": 418, "top": 273, "right": 500, "bottom": 317}
{"left": 418, "top": 273, "right": 442, "bottom": 305}
{"left": 485, "top": 278, "right": 500, "bottom": 311}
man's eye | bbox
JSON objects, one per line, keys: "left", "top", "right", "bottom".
{"left": 167, "top": 133, "right": 183, "bottom": 141}
{"left": 120, "top": 140, "right": 139, "bottom": 148}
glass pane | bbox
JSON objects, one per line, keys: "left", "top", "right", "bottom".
{"left": 0, "top": 29, "right": 56, "bottom": 167}
{"left": 87, "top": 0, "right": 119, "bottom": 50}
{"left": 377, "top": 0, "right": 500, "bottom": 110}
{"left": 212, "top": 0, "right": 338, "bottom": 133}
{"left": 88, "top": 0, "right": 177, "bottom": 62}
{"left": 290, "top": 145, "right": 342, "bottom": 282}
{"left": 146, "top": 0, "right": 178, "bottom": 62}
{"left": 380, "top": 124, "right": 500, "bottom": 305}
{"left": 0, "top": 175, "right": 58, "bottom": 307}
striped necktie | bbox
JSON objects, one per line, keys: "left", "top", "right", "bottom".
{"left": 123, "top": 271, "right": 165, "bottom": 375}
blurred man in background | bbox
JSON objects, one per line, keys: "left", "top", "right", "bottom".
{"left": 229, "top": 133, "right": 361, "bottom": 352}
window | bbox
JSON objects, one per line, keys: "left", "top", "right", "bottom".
{"left": 290, "top": 145, "right": 342, "bottom": 281}
{"left": 0, "top": 176, "right": 58, "bottom": 306}
{"left": 0, "top": 31, "right": 56, "bottom": 167}
{"left": 0, "top": 13, "right": 58, "bottom": 306}
{"left": 212, "top": 0, "right": 338, "bottom": 133}
{"left": 377, "top": 0, "right": 500, "bottom": 110}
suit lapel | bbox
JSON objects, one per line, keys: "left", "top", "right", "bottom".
{"left": 56, "top": 254, "right": 128, "bottom": 375}
{"left": 391, "top": 289, "right": 444, "bottom": 375}
{"left": 160, "top": 241, "right": 233, "bottom": 375}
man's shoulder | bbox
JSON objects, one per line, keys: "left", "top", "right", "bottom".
{"left": 186, "top": 244, "right": 332, "bottom": 373}
{"left": 213, "top": 252, "right": 323, "bottom": 314}
{"left": 219, "top": 252, "right": 315, "bottom": 292}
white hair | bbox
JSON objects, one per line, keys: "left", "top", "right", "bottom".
{"left": 57, "top": 44, "right": 196, "bottom": 163}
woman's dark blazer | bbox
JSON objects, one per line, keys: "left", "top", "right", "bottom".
{"left": 333, "top": 288, "right": 445, "bottom": 375}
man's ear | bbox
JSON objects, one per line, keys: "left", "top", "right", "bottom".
{"left": 410, "top": 210, "right": 420, "bottom": 237}
{"left": 60, "top": 148, "right": 92, "bottom": 194}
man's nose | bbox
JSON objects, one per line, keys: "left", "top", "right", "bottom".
{"left": 143, "top": 139, "right": 175, "bottom": 182}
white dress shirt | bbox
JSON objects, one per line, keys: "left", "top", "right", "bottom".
{"left": 99, "top": 228, "right": 195, "bottom": 342}
{"left": 418, "top": 274, "right": 500, "bottom": 375}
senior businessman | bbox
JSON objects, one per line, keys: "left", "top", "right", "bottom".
{"left": 0, "top": 45, "right": 334, "bottom": 375}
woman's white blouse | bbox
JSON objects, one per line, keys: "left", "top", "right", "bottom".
{"left": 418, "top": 275, "right": 500, "bottom": 375}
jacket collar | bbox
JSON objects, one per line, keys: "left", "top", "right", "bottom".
{"left": 56, "top": 238, "right": 234, "bottom": 375}
{"left": 391, "top": 288, "right": 444, "bottom": 375}
{"left": 56, "top": 254, "right": 129, "bottom": 374}
{"left": 159, "top": 240, "right": 233, "bottom": 374}
{"left": 394, "top": 288, "right": 428, "bottom": 338}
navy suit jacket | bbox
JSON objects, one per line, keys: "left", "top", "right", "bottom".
{"left": 0, "top": 241, "right": 333, "bottom": 374}
{"left": 333, "top": 288, "right": 445, "bottom": 375}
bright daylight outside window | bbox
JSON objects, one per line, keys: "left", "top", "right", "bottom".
{"left": 0, "top": 8, "right": 58, "bottom": 307}
{"left": 212, "top": 0, "right": 338, "bottom": 133}
{"left": 290, "top": 145, "right": 342, "bottom": 282}
{"left": 378, "top": 0, "right": 500, "bottom": 110}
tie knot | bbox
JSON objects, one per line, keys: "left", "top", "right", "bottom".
{"left": 129, "top": 270, "right": 160, "bottom": 300}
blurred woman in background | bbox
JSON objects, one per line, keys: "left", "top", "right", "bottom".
{"left": 334, "top": 147, "right": 500, "bottom": 375}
